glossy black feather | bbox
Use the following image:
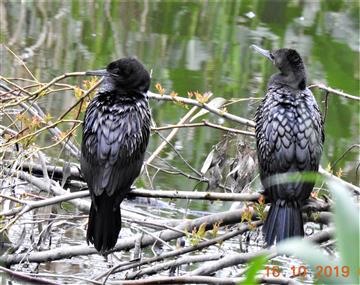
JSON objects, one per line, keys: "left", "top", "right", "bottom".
{"left": 253, "top": 46, "right": 324, "bottom": 245}
{"left": 81, "top": 58, "right": 151, "bottom": 252}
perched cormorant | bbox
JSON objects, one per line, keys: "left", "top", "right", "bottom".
{"left": 252, "top": 45, "right": 324, "bottom": 245}
{"left": 81, "top": 58, "right": 151, "bottom": 252}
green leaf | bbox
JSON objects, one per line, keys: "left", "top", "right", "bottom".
{"left": 197, "top": 222, "right": 207, "bottom": 238}
{"left": 328, "top": 180, "right": 359, "bottom": 284}
{"left": 241, "top": 255, "right": 268, "bottom": 285}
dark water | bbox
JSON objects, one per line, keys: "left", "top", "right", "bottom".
{"left": 0, "top": 0, "right": 359, "bottom": 283}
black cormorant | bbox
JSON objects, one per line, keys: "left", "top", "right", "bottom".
{"left": 252, "top": 45, "right": 324, "bottom": 245}
{"left": 81, "top": 58, "right": 151, "bottom": 252}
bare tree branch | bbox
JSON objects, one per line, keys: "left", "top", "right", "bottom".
{"left": 147, "top": 92, "right": 256, "bottom": 127}
{"left": 309, "top": 83, "right": 360, "bottom": 101}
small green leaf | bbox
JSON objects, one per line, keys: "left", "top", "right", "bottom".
{"left": 197, "top": 222, "right": 207, "bottom": 238}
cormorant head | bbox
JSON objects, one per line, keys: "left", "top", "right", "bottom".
{"left": 86, "top": 57, "right": 150, "bottom": 94}
{"left": 251, "top": 45, "right": 307, "bottom": 90}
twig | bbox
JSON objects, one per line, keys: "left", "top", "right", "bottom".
{"left": 154, "top": 130, "right": 203, "bottom": 177}
{"left": 132, "top": 224, "right": 175, "bottom": 251}
{"left": 0, "top": 83, "right": 80, "bottom": 157}
{"left": 204, "top": 120, "right": 255, "bottom": 136}
{"left": 153, "top": 120, "right": 254, "bottom": 136}
{"left": 146, "top": 106, "right": 198, "bottom": 165}
{"left": 331, "top": 144, "right": 360, "bottom": 169}
{"left": 0, "top": 119, "right": 82, "bottom": 148}
{"left": 126, "top": 253, "right": 223, "bottom": 279}
{"left": 3, "top": 45, "right": 38, "bottom": 81}
{"left": 28, "top": 273, "right": 103, "bottom": 285}
{"left": 147, "top": 92, "right": 256, "bottom": 127}
{"left": 0, "top": 191, "right": 89, "bottom": 217}
{"left": 5, "top": 161, "right": 81, "bottom": 181}
{"left": 128, "top": 188, "right": 261, "bottom": 202}
{"left": 2, "top": 168, "right": 91, "bottom": 213}
{"left": 30, "top": 72, "right": 86, "bottom": 97}
{"left": 0, "top": 193, "right": 26, "bottom": 204}
{"left": 57, "top": 77, "right": 103, "bottom": 121}
{"left": 319, "top": 166, "right": 360, "bottom": 194}
{"left": 308, "top": 83, "right": 360, "bottom": 101}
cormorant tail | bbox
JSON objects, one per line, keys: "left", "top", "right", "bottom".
{"left": 87, "top": 194, "right": 121, "bottom": 252}
{"left": 262, "top": 200, "right": 304, "bottom": 245}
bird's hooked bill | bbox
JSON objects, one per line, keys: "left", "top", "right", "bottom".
{"left": 85, "top": 69, "right": 109, "bottom": 77}
{"left": 251, "top": 45, "right": 273, "bottom": 61}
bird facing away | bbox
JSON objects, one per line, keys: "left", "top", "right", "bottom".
{"left": 252, "top": 45, "right": 324, "bottom": 245}
{"left": 81, "top": 58, "right": 151, "bottom": 252}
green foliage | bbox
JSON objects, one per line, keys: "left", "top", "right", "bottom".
{"left": 185, "top": 221, "right": 222, "bottom": 246}
{"left": 328, "top": 179, "right": 359, "bottom": 284}
{"left": 185, "top": 222, "right": 207, "bottom": 246}
{"left": 210, "top": 221, "right": 221, "bottom": 240}
{"left": 253, "top": 195, "right": 266, "bottom": 221}
{"left": 241, "top": 255, "right": 268, "bottom": 285}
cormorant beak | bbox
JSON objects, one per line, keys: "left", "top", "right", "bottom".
{"left": 251, "top": 45, "right": 274, "bottom": 62}
{"left": 85, "top": 69, "right": 109, "bottom": 77}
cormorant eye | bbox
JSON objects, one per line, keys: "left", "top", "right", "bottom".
{"left": 270, "top": 53, "right": 275, "bottom": 60}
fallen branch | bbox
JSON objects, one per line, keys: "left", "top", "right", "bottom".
{"left": 129, "top": 188, "right": 261, "bottom": 202}
{"left": 99, "top": 222, "right": 261, "bottom": 281}
{"left": 0, "top": 265, "right": 60, "bottom": 285}
{"left": 28, "top": 273, "right": 101, "bottom": 285}
{"left": 189, "top": 227, "right": 334, "bottom": 276}
{"left": 0, "top": 190, "right": 89, "bottom": 217}
{"left": 5, "top": 161, "right": 81, "bottom": 181}
{"left": 0, "top": 208, "right": 255, "bottom": 265}
{"left": 108, "top": 275, "right": 301, "bottom": 285}
{"left": 0, "top": 187, "right": 261, "bottom": 217}
{"left": 2, "top": 168, "right": 90, "bottom": 213}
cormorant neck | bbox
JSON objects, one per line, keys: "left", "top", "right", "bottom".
{"left": 269, "top": 69, "right": 307, "bottom": 90}
{"left": 98, "top": 76, "right": 148, "bottom": 97}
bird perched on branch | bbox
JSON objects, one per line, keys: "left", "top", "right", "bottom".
{"left": 252, "top": 45, "right": 324, "bottom": 245}
{"left": 81, "top": 58, "right": 151, "bottom": 252}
